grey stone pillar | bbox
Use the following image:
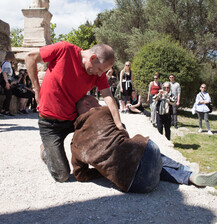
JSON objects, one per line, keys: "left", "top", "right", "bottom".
{"left": 22, "top": 8, "right": 52, "bottom": 47}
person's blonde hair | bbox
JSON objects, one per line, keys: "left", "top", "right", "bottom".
{"left": 123, "top": 61, "right": 131, "bottom": 72}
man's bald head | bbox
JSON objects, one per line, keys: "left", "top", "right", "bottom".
{"left": 76, "top": 95, "right": 101, "bottom": 115}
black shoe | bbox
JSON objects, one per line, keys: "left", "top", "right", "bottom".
{"left": 174, "top": 125, "right": 178, "bottom": 129}
{"left": 21, "top": 110, "right": 28, "bottom": 114}
{"left": 4, "top": 111, "right": 14, "bottom": 116}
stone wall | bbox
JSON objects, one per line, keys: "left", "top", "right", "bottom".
{"left": 0, "top": 20, "right": 11, "bottom": 63}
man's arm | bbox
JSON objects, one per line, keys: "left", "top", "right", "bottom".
{"left": 101, "top": 88, "right": 129, "bottom": 137}
{"left": 101, "top": 88, "right": 122, "bottom": 129}
{"left": 71, "top": 149, "right": 102, "bottom": 182}
{"left": 25, "top": 49, "right": 43, "bottom": 104}
{"left": 176, "top": 83, "right": 181, "bottom": 106}
{"left": 2, "top": 72, "right": 10, "bottom": 90}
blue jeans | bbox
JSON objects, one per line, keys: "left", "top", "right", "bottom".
{"left": 129, "top": 140, "right": 162, "bottom": 193}
{"left": 160, "top": 154, "right": 191, "bottom": 185}
{"left": 129, "top": 140, "right": 191, "bottom": 193}
{"left": 38, "top": 117, "right": 75, "bottom": 182}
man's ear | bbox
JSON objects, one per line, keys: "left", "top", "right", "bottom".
{"left": 89, "top": 54, "right": 98, "bottom": 62}
{"left": 84, "top": 101, "right": 92, "bottom": 110}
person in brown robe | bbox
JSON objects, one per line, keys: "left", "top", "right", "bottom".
{"left": 70, "top": 96, "right": 217, "bottom": 193}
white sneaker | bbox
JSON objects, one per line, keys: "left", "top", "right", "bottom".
{"left": 198, "top": 128, "right": 202, "bottom": 133}
{"left": 208, "top": 130, "right": 213, "bottom": 135}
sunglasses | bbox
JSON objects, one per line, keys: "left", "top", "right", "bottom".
{"left": 125, "top": 64, "right": 130, "bottom": 66}
{"left": 154, "top": 77, "right": 158, "bottom": 79}
{"left": 201, "top": 87, "right": 206, "bottom": 89}
{"left": 169, "top": 77, "right": 174, "bottom": 79}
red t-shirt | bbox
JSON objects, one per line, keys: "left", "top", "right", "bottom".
{"left": 151, "top": 81, "right": 161, "bottom": 95}
{"left": 39, "top": 41, "right": 109, "bottom": 121}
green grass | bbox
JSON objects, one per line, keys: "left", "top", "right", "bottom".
{"left": 171, "top": 110, "right": 217, "bottom": 188}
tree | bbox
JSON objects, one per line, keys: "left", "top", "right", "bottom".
{"left": 10, "top": 28, "right": 23, "bottom": 47}
{"left": 65, "top": 23, "right": 96, "bottom": 49}
{"left": 94, "top": 0, "right": 148, "bottom": 69}
{"left": 145, "top": 0, "right": 217, "bottom": 63}
{"left": 50, "top": 22, "right": 58, "bottom": 44}
{"left": 131, "top": 38, "right": 201, "bottom": 106}
{"left": 50, "top": 22, "right": 96, "bottom": 49}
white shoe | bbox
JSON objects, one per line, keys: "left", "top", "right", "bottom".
{"left": 208, "top": 130, "right": 213, "bottom": 135}
{"left": 198, "top": 128, "right": 202, "bottom": 133}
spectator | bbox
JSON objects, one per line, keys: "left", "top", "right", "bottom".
{"left": 0, "top": 51, "right": 16, "bottom": 116}
{"left": 17, "top": 69, "right": 35, "bottom": 114}
{"left": 120, "top": 61, "right": 133, "bottom": 113}
{"left": 126, "top": 90, "right": 144, "bottom": 114}
{"left": 195, "top": 84, "right": 213, "bottom": 135}
{"left": 25, "top": 41, "right": 124, "bottom": 182}
{"left": 106, "top": 67, "right": 117, "bottom": 97}
{"left": 169, "top": 74, "right": 181, "bottom": 129}
{"left": 147, "top": 72, "right": 162, "bottom": 127}
{"left": 154, "top": 82, "right": 175, "bottom": 140}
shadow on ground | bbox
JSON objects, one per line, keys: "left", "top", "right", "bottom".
{"left": 174, "top": 143, "right": 200, "bottom": 150}
{"left": 0, "top": 181, "right": 215, "bottom": 224}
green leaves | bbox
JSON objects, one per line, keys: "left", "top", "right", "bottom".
{"left": 10, "top": 28, "right": 23, "bottom": 47}
{"left": 50, "top": 22, "right": 96, "bottom": 49}
{"left": 132, "top": 38, "right": 200, "bottom": 106}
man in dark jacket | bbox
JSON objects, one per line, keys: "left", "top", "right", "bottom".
{"left": 70, "top": 96, "right": 217, "bottom": 193}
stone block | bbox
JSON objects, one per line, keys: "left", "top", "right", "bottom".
{"left": 0, "top": 95, "right": 20, "bottom": 114}
{"left": 0, "top": 20, "right": 11, "bottom": 63}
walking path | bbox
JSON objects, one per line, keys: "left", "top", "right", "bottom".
{"left": 0, "top": 104, "right": 217, "bottom": 224}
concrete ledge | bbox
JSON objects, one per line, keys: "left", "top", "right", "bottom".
{"left": 0, "top": 95, "right": 20, "bottom": 114}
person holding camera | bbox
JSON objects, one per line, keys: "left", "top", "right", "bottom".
{"left": 154, "top": 82, "right": 175, "bottom": 140}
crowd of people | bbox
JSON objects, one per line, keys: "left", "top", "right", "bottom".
{"left": 105, "top": 64, "right": 213, "bottom": 139}
{"left": 0, "top": 51, "right": 37, "bottom": 116}
{"left": 1, "top": 43, "right": 216, "bottom": 194}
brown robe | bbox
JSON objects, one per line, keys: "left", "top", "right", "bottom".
{"left": 71, "top": 106, "right": 149, "bottom": 192}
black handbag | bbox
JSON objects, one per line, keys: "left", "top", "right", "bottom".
{"left": 207, "top": 102, "right": 213, "bottom": 113}
{"left": 200, "top": 93, "right": 212, "bottom": 113}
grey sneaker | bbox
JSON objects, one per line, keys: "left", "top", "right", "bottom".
{"left": 190, "top": 172, "right": 217, "bottom": 186}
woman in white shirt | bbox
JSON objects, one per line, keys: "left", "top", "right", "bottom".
{"left": 195, "top": 84, "right": 213, "bottom": 135}
{"left": 0, "top": 52, "right": 16, "bottom": 116}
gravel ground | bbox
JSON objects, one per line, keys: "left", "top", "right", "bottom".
{"left": 0, "top": 103, "right": 217, "bottom": 224}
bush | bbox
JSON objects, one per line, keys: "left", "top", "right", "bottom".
{"left": 131, "top": 38, "right": 201, "bottom": 107}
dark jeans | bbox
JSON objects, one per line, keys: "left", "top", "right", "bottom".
{"left": 129, "top": 140, "right": 191, "bottom": 193}
{"left": 157, "top": 113, "right": 171, "bottom": 140}
{"left": 38, "top": 117, "right": 75, "bottom": 182}
{"left": 3, "top": 87, "right": 12, "bottom": 111}
{"left": 129, "top": 140, "right": 162, "bottom": 193}
{"left": 171, "top": 104, "right": 178, "bottom": 127}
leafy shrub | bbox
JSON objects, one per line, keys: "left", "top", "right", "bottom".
{"left": 131, "top": 38, "right": 201, "bottom": 106}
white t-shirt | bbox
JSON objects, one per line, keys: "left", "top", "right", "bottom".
{"left": 2, "top": 61, "right": 13, "bottom": 81}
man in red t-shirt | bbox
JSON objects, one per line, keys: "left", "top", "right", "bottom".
{"left": 25, "top": 41, "right": 126, "bottom": 182}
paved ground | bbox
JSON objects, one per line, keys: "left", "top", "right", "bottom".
{"left": 0, "top": 103, "right": 217, "bottom": 224}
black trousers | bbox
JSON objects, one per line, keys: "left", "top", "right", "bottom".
{"left": 38, "top": 117, "right": 75, "bottom": 182}
{"left": 3, "top": 87, "right": 12, "bottom": 111}
{"left": 157, "top": 113, "right": 171, "bottom": 140}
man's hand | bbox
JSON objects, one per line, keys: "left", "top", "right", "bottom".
{"left": 120, "top": 128, "right": 129, "bottom": 138}
{"left": 5, "top": 83, "right": 10, "bottom": 90}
